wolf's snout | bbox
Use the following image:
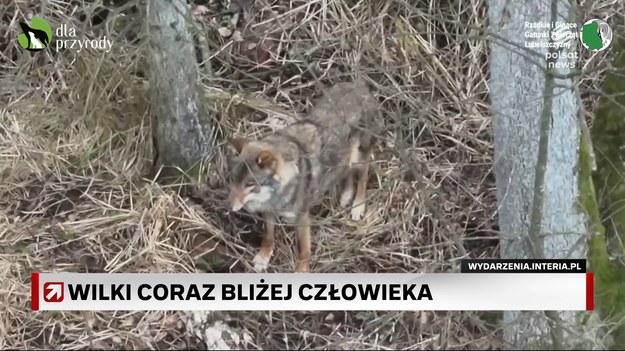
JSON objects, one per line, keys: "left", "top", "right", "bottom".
{"left": 228, "top": 187, "right": 245, "bottom": 212}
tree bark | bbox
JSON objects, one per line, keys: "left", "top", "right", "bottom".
{"left": 145, "top": 1, "right": 234, "bottom": 347}
{"left": 590, "top": 30, "right": 625, "bottom": 349}
{"left": 488, "top": 0, "right": 604, "bottom": 348}
{"left": 146, "top": 0, "right": 215, "bottom": 181}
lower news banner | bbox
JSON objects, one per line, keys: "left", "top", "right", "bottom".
{"left": 31, "top": 271, "right": 593, "bottom": 311}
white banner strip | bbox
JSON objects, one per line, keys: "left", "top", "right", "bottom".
{"left": 31, "top": 273, "right": 593, "bottom": 311}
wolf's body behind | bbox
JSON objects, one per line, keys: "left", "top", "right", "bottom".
{"left": 227, "top": 80, "right": 378, "bottom": 272}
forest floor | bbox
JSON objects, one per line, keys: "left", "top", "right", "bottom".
{"left": 0, "top": 0, "right": 619, "bottom": 349}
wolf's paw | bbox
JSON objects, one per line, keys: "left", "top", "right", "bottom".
{"left": 350, "top": 202, "right": 366, "bottom": 221}
{"left": 339, "top": 187, "right": 354, "bottom": 209}
{"left": 294, "top": 262, "right": 310, "bottom": 273}
{"left": 253, "top": 252, "right": 271, "bottom": 272}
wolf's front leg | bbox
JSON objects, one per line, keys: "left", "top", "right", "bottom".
{"left": 294, "top": 212, "right": 311, "bottom": 272}
{"left": 253, "top": 212, "right": 274, "bottom": 272}
{"left": 339, "top": 171, "right": 356, "bottom": 209}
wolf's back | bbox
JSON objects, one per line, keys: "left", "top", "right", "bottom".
{"left": 309, "top": 80, "right": 375, "bottom": 127}
{"left": 308, "top": 80, "right": 377, "bottom": 149}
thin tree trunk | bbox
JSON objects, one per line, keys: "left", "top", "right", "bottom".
{"left": 145, "top": 2, "right": 235, "bottom": 347}
{"left": 146, "top": 0, "right": 215, "bottom": 181}
{"left": 590, "top": 30, "right": 625, "bottom": 349}
{"left": 147, "top": 0, "right": 240, "bottom": 350}
{"left": 488, "top": 0, "right": 604, "bottom": 348}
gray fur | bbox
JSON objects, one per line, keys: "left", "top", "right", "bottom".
{"left": 228, "top": 80, "right": 377, "bottom": 220}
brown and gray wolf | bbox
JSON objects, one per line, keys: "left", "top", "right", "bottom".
{"left": 227, "top": 80, "right": 378, "bottom": 272}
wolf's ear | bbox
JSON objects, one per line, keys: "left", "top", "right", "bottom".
{"left": 229, "top": 137, "right": 250, "bottom": 154}
{"left": 256, "top": 150, "right": 277, "bottom": 172}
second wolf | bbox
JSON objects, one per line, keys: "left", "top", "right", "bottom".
{"left": 227, "top": 80, "right": 378, "bottom": 272}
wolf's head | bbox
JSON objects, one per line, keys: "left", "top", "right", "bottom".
{"left": 227, "top": 137, "right": 299, "bottom": 212}
{"left": 19, "top": 22, "right": 31, "bottom": 34}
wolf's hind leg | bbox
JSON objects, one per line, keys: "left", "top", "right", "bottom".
{"left": 351, "top": 162, "right": 369, "bottom": 220}
{"left": 339, "top": 136, "right": 361, "bottom": 210}
{"left": 350, "top": 135, "right": 374, "bottom": 221}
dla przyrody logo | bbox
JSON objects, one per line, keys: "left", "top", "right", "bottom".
{"left": 18, "top": 18, "right": 52, "bottom": 51}
{"left": 580, "top": 19, "right": 612, "bottom": 52}
{"left": 17, "top": 17, "right": 113, "bottom": 53}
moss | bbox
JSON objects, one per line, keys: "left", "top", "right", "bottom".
{"left": 587, "top": 32, "right": 625, "bottom": 349}
{"left": 151, "top": 160, "right": 204, "bottom": 186}
{"left": 61, "top": 230, "right": 76, "bottom": 241}
{"left": 195, "top": 255, "right": 227, "bottom": 272}
{"left": 479, "top": 311, "right": 502, "bottom": 330}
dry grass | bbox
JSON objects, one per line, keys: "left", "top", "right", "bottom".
{"left": 0, "top": 0, "right": 621, "bottom": 349}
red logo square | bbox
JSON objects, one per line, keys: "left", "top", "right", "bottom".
{"left": 43, "top": 282, "right": 64, "bottom": 303}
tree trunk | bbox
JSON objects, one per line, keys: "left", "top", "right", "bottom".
{"left": 145, "top": 2, "right": 236, "bottom": 347}
{"left": 146, "top": 0, "right": 215, "bottom": 182}
{"left": 590, "top": 30, "right": 625, "bottom": 349}
{"left": 488, "top": 0, "right": 604, "bottom": 348}
{"left": 144, "top": 0, "right": 235, "bottom": 347}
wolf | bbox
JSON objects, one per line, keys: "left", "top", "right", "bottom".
{"left": 19, "top": 22, "right": 50, "bottom": 50}
{"left": 227, "top": 80, "right": 378, "bottom": 272}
